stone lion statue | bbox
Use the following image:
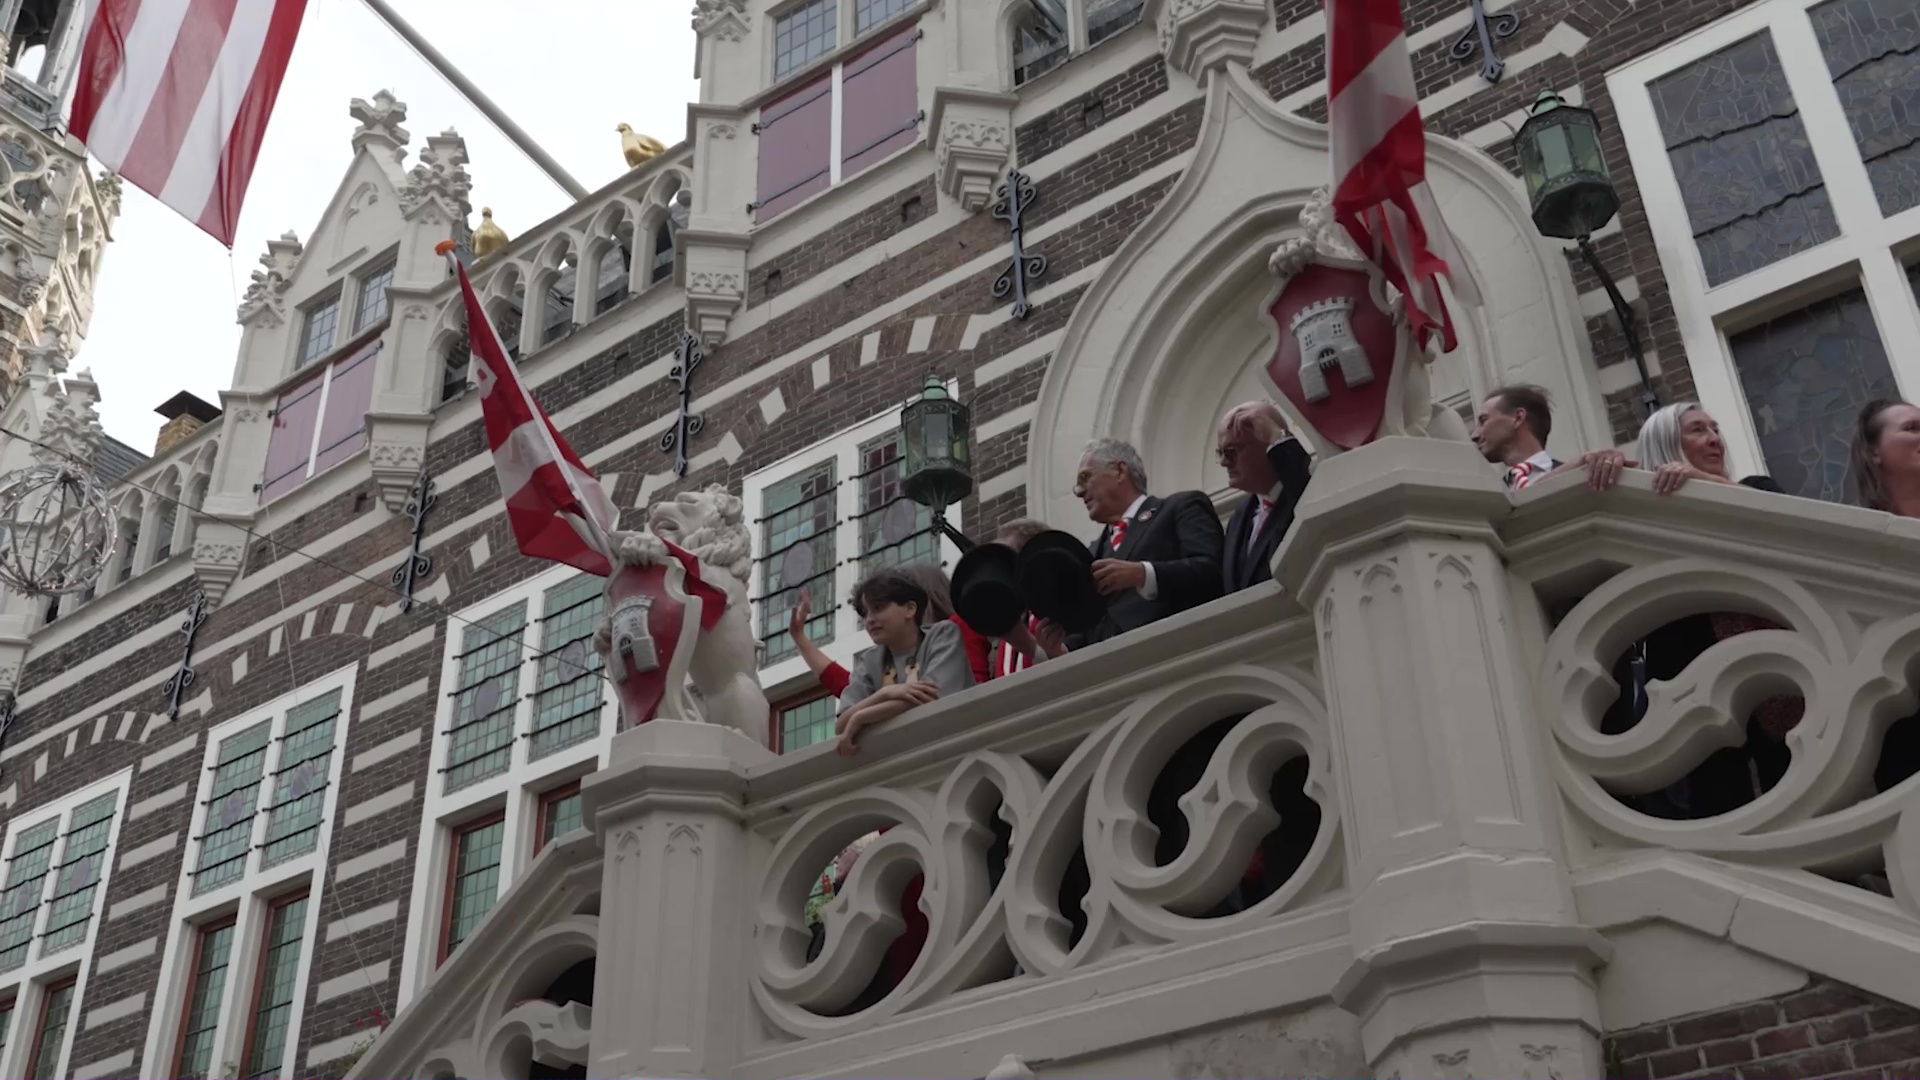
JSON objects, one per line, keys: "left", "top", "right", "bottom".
{"left": 594, "top": 484, "right": 770, "bottom": 746}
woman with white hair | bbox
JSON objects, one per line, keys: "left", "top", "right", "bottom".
{"left": 1563, "top": 402, "right": 1784, "bottom": 495}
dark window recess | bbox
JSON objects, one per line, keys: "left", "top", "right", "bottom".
{"left": 354, "top": 492, "right": 371, "bottom": 514}
{"left": 651, "top": 223, "right": 674, "bottom": 285}
{"left": 766, "top": 268, "right": 784, "bottom": 297}
{"left": 841, "top": 28, "right": 924, "bottom": 178}
{"left": 542, "top": 269, "right": 576, "bottom": 347}
{"left": 1082, "top": 98, "right": 1106, "bottom": 128}
{"left": 755, "top": 76, "right": 834, "bottom": 222}
{"left": 1012, "top": 1, "right": 1068, "bottom": 85}
{"left": 440, "top": 336, "right": 471, "bottom": 403}
{"left": 900, "top": 195, "right": 924, "bottom": 224}
{"left": 1086, "top": 0, "right": 1145, "bottom": 46}
{"left": 597, "top": 244, "right": 631, "bottom": 313}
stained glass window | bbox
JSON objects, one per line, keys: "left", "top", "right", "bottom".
{"left": 174, "top": 921, "right": 236, "bottom": 1080}
{"left": 241, "top": 894, "right": 308, "bottom": 1079}
{"left": 446, "top": 604, "right": 527, "bottom": 793}
{"left": 779, "top": 694, "right": 837, "bottom": 752}
{"left": 261, "top": 692, "right": 341, "bottom": 867}
{"left": 1650, "top": 32, "right": 1840, "bottom": 285}
{"left": 775, "top": 0, "right": 837, "bottom": 80}
{"left": 539, "top": 787, "right": 584, "bottom": 850}
{"left": 26, "top": 979, "right": 73, "bottom": 1080}
{"left": 760, "top": 461, "right": 838, "bottom": 663}
{"left": 39, "top": 792, "right": 117, "bottom": 953}
{"left": 195, "top": 721, "right": 272, "bottom": 894}
{"left": 443, "top": 817, "right": 505, "bottom": 959}
{"left": 857, "top": 431, "right": 936, "bottom": 574}
{"left": 855, "top": 0, "right": 910, "bottom": 33}
{"left": 0, "top": 820, "right": 57, "bottom": 971}
{"left": 1728, "top": 286, "right": 1901, "bottom": 501}
{"left": 1812, "top": 0, "right": 1920, "bottom": 215}
{"left": 531, "top": 577, "right": 606, "bottom": 757}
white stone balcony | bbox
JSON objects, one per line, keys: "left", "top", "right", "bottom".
{"left": 351, "top": 438, "right": 1920, "bottom": 1080}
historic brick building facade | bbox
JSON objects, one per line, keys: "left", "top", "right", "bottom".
{"left": 1, "top": 0, "right": 1917, "bottom": 1076}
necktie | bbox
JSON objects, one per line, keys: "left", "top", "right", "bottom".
{"left": 1506, "top": 462, "right": 1535, "bottom": 490}
{"left": 1248, "top": 497, "right": 1273, "bottom": 550}
{"left": 1109, "top": 518, "right": 1128, "bottom": 551}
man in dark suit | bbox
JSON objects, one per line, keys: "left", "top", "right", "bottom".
{"left": 1217, "top": 401, "right": 1313, "bottom": 593}
{"left": 1044, "top": 438, "right": 1225, "bottom": 650}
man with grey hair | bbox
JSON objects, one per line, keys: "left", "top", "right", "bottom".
{"left": 1047, "top": 437, "right": 1224, "bottom": 649}
{"left": 1216, "top": 400, "right": 1313, "bottom": 592}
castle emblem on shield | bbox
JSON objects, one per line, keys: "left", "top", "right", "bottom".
{"left": 1289, "top": 296, "right": 1374, "bottom": 403}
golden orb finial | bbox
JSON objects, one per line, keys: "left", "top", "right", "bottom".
{"left": 618, "top": 123, "right": 667, "bottom": 168}
{"left": 471, "top": 206, "right": 509, "bottom": 258}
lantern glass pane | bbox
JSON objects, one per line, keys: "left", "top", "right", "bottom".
{"left": 1539, "top": 123, "right": 1575, "bottom": 180}
{"left": 923, "top": 409, "right": 951, "bottom": 465}
{"left": 1573, "top": 119, "right": 1608, "bottom": 177}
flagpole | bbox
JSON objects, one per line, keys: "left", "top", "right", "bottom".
{"left": 355, "top": 0, "right": 590, "bottom": 201}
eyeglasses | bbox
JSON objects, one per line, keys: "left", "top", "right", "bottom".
{"left": 1215, "top": 444, "right": 1250, "bottom": 465}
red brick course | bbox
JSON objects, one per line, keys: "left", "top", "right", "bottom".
{"left": 1608, "top": 980, "right": 1920, "bottom": 1080}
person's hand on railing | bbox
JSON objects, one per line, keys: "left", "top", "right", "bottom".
{"left": 836, "top": 680, "right": 940, "bottom": 756}
{"left": 1651, "top": 461, "right": 1734, "bottom": 494}
{"left": 1557, "top": 448, "right": 1637, "bottom": 491}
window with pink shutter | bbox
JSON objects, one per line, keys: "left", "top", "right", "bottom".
{"left": 841, "top": 28, "right": 923, "bottom": 178}
{"left": 313, "top": 340, "right": 378, "bottom": 473}
{"left": 755, "top": 76, "right": 833, "bottom": 223}
{"left": 260, "top": 374, "right": 323, "bottom": 503}
{"left": 259, "top": 339, "right": 383, "bottom": 504}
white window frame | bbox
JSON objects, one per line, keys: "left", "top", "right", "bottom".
{"left": 351, "top": 254, "right": 398, "bottom": 334}
{"left": 140, "top": 665, "right": 358, "bottom": 1080}
{"left": 743, "top": 390, "right": 965, "bottom": 694}
{"left": 294, "top": 290, "right": 342, "bottom": 371}
{"left": 395, "top": 563, "right": 616, "bottom": 1006}
{"left": 0, "top": 769, "right": 131, "bottom": 1080}
{"left": 1609, "top": 0, "right": 1920, "bottom": 483}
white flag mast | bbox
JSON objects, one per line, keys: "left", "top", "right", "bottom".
{"left": 355, "top": 0, "right": 590, "bottom": 201}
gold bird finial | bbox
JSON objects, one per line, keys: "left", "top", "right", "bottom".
{"left": 617, "top": 123, "right": 667, "bottom": 168}
{"left": 471, "top": 206, "right": 508, "bottom": 258}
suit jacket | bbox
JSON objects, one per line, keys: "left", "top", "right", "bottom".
{"left": 1222, "top": 438, "right": 1313, "bottom": 593}
{"left": 1070, "top": 490, "right": 1225, "bottom": 649}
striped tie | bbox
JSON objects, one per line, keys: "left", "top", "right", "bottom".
{"left": 1109, "top": 519, "right": 1128, "bottom": 551}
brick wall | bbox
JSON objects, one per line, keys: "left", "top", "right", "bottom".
{"left": 1608, "top": 980, "right": 1920, "bottom": 1080}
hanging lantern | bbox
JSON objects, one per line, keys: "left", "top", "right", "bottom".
{"left": 0, "top": 464, "right": 115, "bottom": 597}
{"left": 1514, "top": 90, "right": 1620, "bottom": 240}
{"left": 898, "top": 377, "right": 973, "bottom": 513}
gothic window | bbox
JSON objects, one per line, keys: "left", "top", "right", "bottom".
{"left": 1012, "top": 0, "right": 1069, "bottom": 85}
{"left": 240, "top": 892, "right": 309, "bottom": 1079}
{"left": 598, "top": 241, "right": 631, "bottom": 312}
{"left": 24, "top": 977, "right": 72, "bottom": 1080}
{"left": 0, "top": 822, "right": 58, "bottom": 971}
{"left": 775, "top": 690, "right": 837, "bottom": 753}
{"left": 536, "top": 783, "right": 583, "bottom": 853}
{"left": 744, "top": 400, "right": 965, "bottom": 685}
{"left": 37, "top": 793, "right": 116, "bottom": 954}
{"left": 441, "top": 815, "right": 505, "bottom": 959}
{"left": 445, "top": 603, "right": 528, "bottom": 793}
{"left": 651, "top": 221, "right": 674, "bottom": 285}
{"left": 440, "top": 335, "right": 471, "bottom": 404}
{"left": 195, "top": 722, "right": 271, "bottom": 895}
{"left": 260, "top": 340, "right": 379, "bottom": 503}
{"left": 530, "top": 576, "right": 605, "bottom": 758}
{"left": 173, "top": 919, "right": 236, "bottom": 1080}
{"left": 259, "top": 692, "right": 342, "bottom": 867}
{"left": 1085, "top": 0, "right": 1145, "bottom": 46}
{"left": 1649, "top": 33, "right": 1838, "bottom": 286}
{"left": 1728, "top": 287, "right": 1900, "bottom": 501}
{"left": 1612, "top": 0, "right": 1920, "bottom": 495}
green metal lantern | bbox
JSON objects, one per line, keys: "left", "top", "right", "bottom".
{"left": 899, "top": 376, "right": 973, "bottom": 513}
{"left": 1514, "top": 90, "right": 1620, "bottom": 240}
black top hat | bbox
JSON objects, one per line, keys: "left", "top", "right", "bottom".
{"left": 1016, "top": 530, "right": 1104, "bottom": 634}
{"left": 951, "top": 542, "right": 1024, "bottom": 637}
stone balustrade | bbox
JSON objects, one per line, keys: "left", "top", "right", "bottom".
{"left": 353, "top": 438, "right": 1920, "bottom": 1080}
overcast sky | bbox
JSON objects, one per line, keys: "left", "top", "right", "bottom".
{"left": 79, "top": 0, "right": 698, "bottom": 450}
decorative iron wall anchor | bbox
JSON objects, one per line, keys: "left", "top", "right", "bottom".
{"left": 1450, "top": 0, "right": 1520, "bottom": 83}
{"left": 991, "top": 167, "right": 1048, "bottom": 319}
{"left": 660, "top": 329, "right": 706, "bottom": 477}
{"left": 161, "top": 590, "right": 210, "bottom": 720}
{"left": 392, "top": 470, "right": 437, "bottom": 613}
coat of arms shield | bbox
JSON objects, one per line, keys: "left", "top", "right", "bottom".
{"left": 1264, "top": 258, "right": 1406, "bottom": 451}
{"left": 603, "top": 557, "right": 705, "bottom": 728}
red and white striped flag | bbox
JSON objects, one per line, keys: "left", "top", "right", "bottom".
{"left": 1325, "top": 0, "right": 1481, "bottom": 352}
{"left": 69, "top": 0, "right": 310, "bottom": 247}
{"left": 440, "top": 242, "right": 618, "bottom": 576}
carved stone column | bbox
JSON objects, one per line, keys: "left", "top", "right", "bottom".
{"left": 1276, "top": 438, "right": 1609, "bottom": 1080}
{"left": 579, "top": 720, "right": 775, "bottom": 1079}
